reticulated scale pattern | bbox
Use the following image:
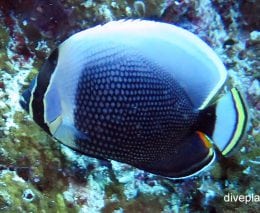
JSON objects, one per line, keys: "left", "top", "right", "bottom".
{"left": 74, "top": 46, "right": 198, "bottom": 165}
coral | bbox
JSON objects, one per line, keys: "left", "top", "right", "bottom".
{"left": 133, "top": 1, "right": 146, "bottom": 17}
{"left": 0, "top": 26, "right": 10, "bottom": 71}
{"left": 239, "top": 0, "right": 260, "bottom": 31}
{"left": 161, "top": 0, "right": 199, "bottom": 25}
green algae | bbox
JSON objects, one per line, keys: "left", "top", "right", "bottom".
{"left": 0, "top": 171, "right": 81, "bottom": 212}
{"left": 102, "top": 193, "right": 168, "bottom": 213}
{"left": 23, "top": 67, "right": 38, "bottom": 83}
{"left": 0, "top": 172, "right": 42, "bottom": 211}
{"left": 103, "top": 174, "right": 169, "bottom": 212}
{"left": 0, "top": 109, "right": 82, "bottom": 212}
{"left": 0, "top": 26, "right": 12, "bottom": 73}
{"left": 56, "top": 193, "right": 67, "bottom": 213}
{"left": 0, "top": 26, "right": 9, "bottom": 46}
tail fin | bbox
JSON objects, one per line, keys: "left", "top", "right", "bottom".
{"left": 212, "top": 88, "right": 248, "bottom": 156}
{"left": 197, "top": 88, "right": 248, "bottom": 156}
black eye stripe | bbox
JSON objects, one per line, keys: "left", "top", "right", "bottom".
{"left": 32, "top": 48, "right": 59, "bottom": 134}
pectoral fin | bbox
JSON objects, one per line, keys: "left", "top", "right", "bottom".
{"left": 53, "top": 121, "right": 91, "bottom": 150}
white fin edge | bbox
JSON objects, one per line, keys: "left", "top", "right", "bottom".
{"left": 102, "top": 20, "right": 227, "bottom": 109}
{"left": 166, "top": 150, "right": 216, "bottom": 180}
{"left": 61, "top": 19, "right": 227, "bottom": 109}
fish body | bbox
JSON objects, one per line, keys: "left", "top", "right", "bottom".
{"left": 20, "top": 20, "right": 247, "bottom": 178}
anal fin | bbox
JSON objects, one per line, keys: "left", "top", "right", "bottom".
{"left": 138, "top": 131, "right": 215, "bottom": 179}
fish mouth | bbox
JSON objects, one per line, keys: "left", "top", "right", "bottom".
{"left": 20, "top": 78, "right": 37, "bottom": 113}
{"left": 20, "top": 91, "right": 30, "bottom": 113}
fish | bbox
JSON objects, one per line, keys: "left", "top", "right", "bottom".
{"left": 20, "top": 20, "right": 248, "bottom": 179}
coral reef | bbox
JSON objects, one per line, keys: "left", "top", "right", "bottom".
{"left": 0, "top": 0, "right": 259, "bottom": 212}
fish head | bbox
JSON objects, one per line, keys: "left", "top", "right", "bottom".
{"left": 20, "top": 48, "right": 59, "bottom": 133}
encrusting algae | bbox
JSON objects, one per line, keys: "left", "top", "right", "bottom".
{"left": 0, "top": 0, "right": 259, "bottom": 212}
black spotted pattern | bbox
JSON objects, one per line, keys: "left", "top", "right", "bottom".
{"left": 74, "top": 48, "right": 199, "bottom": 166}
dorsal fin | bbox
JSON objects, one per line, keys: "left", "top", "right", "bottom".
{"left": 66, "top": 20, "right": 227, "bottom": 109}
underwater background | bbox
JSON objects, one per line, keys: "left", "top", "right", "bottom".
{"left": 0, "top": 0, "right": 259, "bottom": 212}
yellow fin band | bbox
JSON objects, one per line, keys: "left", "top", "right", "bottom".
{"left": 196, "top": 131, "right": 213, "bottom": 149}
{"left": 222, "top": 88, "right": 247, "bottom": 156}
